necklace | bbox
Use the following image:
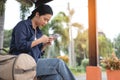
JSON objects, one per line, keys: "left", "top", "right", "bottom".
{"left": 34, "top": 29, "right": 37, "bottom": 40}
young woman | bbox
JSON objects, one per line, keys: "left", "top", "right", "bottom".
{"left": 9, "top": 4, "right": 76, "bottom": 80}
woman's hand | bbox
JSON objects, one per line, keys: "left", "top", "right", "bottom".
{"left": 40, "top": 35, "right": 49, "bottom": 43}
{"left": 41, "top": 36, "right": 54, "bottom": 51}
{"left": 31, "top": 35, "right": 55, "bottom": 48}
{"left": 40, "top": 35, "right": 54, "bottom": 44}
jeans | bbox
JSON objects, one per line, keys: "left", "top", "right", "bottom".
{"left": 36, "top": 58, "right": 76, "bottom": 80}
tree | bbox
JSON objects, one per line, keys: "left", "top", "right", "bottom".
{"left": 67, "top": 2, "right": 83, "bottom": 67}
{"left": 16, "top": 0, "right": 33, "bottom": 20}
{"left": 3, "top": 30, "right": 12, "bottom": 48}
{"left": 74, "top": 29, "right": 88, "bottom": 66}
{"left": 0, "top": 0, "right": 6, "bottom": 53}
{"left": 98, "top": 33, "right": 113, "bottom": 57}
{"left": 50, "top": 12, "right": 70, "bottom": 53}
{"left": 113, "top": 33, "right": 120, "bottom": 58}
{"left": 74, "top": 29, "right": 113, "bottom": 66}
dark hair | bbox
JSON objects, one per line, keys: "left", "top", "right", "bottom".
{"left": 28, "top": 4, "right": 53, "bottom": 19}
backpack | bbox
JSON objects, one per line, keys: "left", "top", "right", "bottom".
{"left": 0, "top": 53, "right": 36, "bottom": 80}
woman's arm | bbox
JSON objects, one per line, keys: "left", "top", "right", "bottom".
{"left": 31, "top": 35, "right": 49, "bottom": 48}
{"left": 40, "top": 37, "right": 54, "bottom": 51}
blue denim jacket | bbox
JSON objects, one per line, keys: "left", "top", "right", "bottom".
{"left": 9, "top": 19, "right": 44, "bottom": 62}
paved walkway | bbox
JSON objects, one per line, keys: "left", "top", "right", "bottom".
{"left": 75, "top": 72, "right": 107, "bottom": 80}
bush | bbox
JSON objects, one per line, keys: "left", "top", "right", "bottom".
{"left": 80, "top": 58, "right": 89, "bottom": 72}
{"left": 101, "top": 53, "right": 120, "bottom": 70}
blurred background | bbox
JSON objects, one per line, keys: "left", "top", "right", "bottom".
{"left": 1, "top": 0, "right": 120, "bottom": 79}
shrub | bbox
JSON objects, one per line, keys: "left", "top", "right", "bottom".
{"left": 80, "top": 58, "right": 89, "bottom": 72}
{"left": 101, "top": 53, "right": 120, "bottom": 70}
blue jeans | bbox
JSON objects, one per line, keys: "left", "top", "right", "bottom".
{"left": 36, "top": 58, "right": 76, "bottom": 80}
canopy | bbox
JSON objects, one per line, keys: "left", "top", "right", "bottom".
{"left": 31, "top": 0, "right": 53, "bottom": 7}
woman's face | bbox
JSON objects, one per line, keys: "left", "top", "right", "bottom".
{"left": 35, "top": 13, "right": 52, "bottom": 27}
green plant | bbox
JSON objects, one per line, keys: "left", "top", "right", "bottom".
{"left": 101, "top": 53, "right": 120, "bottom": 70}
{"left": 80, "top": 58, "right": 89, "bottom": 72}
{"left": 69, "top": 66, "right": 82, "bottom": 76}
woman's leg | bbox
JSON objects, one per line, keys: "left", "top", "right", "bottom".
{"left": 36, "top": 58, "right": 76, "bottom": 80}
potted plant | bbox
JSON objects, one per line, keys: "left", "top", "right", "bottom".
{"left": 101, "top": 53, "right": 120, "bottom": 80}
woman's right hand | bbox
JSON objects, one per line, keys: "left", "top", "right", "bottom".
{"left": 40, "top": 35, "right": 49, "bottom": 43}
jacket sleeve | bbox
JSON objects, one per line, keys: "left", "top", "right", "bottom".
{"left": 14, "top": 21, "right": 32, "bottom": 52}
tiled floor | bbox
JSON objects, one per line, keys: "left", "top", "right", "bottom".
{"left": 75, "top": 72, "right": 107, "bottom": 80}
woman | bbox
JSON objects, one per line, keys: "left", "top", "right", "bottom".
{"left": 9, "top": 4, "right": 76, "bottom": 80}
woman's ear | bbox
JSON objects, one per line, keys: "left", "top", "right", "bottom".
{"left": 35, "top": 12, "right": 40, "bottom": 17}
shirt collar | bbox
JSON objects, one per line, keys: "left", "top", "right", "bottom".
{"left": 27, "top": 19, "right": 40, "bottom": 30}
{"left": 27, "top": 19, "right": 32, "bottom": 26}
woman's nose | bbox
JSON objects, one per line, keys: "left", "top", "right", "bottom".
{"left": 45, "top": 21, "right": 48, "bottom": 25}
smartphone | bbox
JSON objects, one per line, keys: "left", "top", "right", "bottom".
{"left": 51, "top": 33, "right": 60, "bottom": 39}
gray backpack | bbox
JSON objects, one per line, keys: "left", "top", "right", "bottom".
{"left": 0, "top": 53, "right": 36, "bottom": 80}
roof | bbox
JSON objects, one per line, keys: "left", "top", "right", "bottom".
{"left": 32, "top": 0, "right": 53, "bottom": 7}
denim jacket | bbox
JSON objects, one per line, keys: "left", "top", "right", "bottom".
{"left": 9, "top": 19, "right": 44, "bottom": 62}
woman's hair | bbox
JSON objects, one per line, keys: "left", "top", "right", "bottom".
{"left": 28, "top": 4, "right": 53, "bottom": 19}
